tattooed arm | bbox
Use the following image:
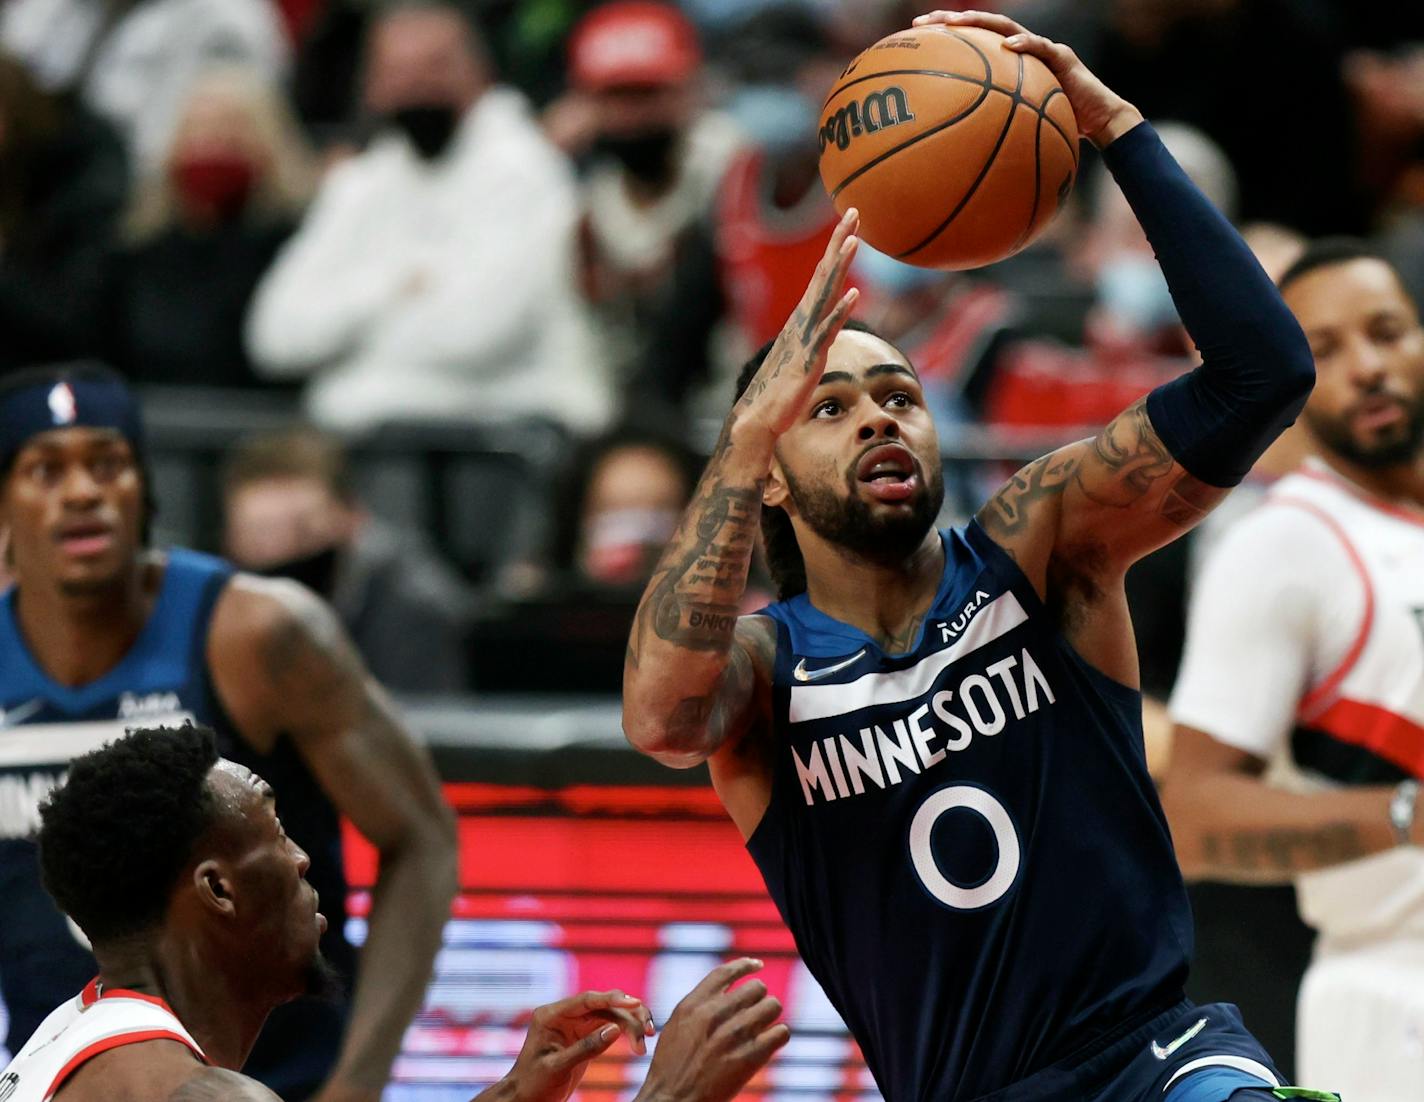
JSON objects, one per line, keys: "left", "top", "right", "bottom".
{"left": 1161, "top": 727, "right": 1408, "bottom": 883}
{"left": 623, "top": 210, "right": 861, "bottom": 767}
{"left": 959, "top": 11, "right": 1310, "bottom": 578}
{"left": 209, "top": 578, "right": 458, "bottom": 1102}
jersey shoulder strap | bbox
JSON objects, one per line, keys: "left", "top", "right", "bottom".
{"left": 5, "top": 979, "right": 207, "bottom": 1102}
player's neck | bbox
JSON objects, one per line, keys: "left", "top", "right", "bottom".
{"left": 803, "top": 529, "right": 944, "bottom": 654}
{"left": 14, "top": 559, "right": 157, "bottom": 687}
{"left": 95, "top": 937, "right": 271, "bottom": 1071}
{"left": 1316, "top": 448, "right": 1424, "bottom": 510}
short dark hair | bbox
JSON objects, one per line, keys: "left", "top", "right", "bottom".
{"left": 1277, "top": 237, "right": 1396, "bottom": 292}
{"left": 732, "top": 319, "right": 892, "bottom": 600}
{"left": 0, "top": 362, "right": 156, "bottom": 544}
{"left": 221, "top": 427, "right": 357, "bottom": 506}
{"left": 38, "top": 724, "right": 220, "bottom": 944}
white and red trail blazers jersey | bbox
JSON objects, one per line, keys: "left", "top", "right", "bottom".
{"left": 0, "top": 979, "right": 207, "bottom": 1102}
{"left": 1173, "top": 457, "right": 1424, "bottom": 789}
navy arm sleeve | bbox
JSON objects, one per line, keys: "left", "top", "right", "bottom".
{"left": 1100, "top": 122, "right": 1315, "bottom": 488}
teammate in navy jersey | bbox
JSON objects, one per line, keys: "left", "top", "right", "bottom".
{"left": 625, "top": 10, "right": 1338, "bottom": 1101}
{"left": 0, "top": 363, "right": 456, "bottom": 1101}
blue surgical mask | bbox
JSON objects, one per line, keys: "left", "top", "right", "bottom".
{"left": 1095, "top": 253, "right": 1179, "bottom": 332}
{"left": 726, "top": 84, "right": 820, "bottom": 156}
{"left": 854, "top": 243, "right": 946, "bottom": 296}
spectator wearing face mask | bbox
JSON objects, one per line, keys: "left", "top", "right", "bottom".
{"left": 548, "top": 1, "right": 742, "bottom": 398}
{"left": 100, "top": 64, "right": 315, "bottom": 388}
{"left": 629, "top": 5, "right": 852, "bottom": 423}
{"left": 246, "top": 0, "right": 609, "bottom": 433}
{"left": 0, "top": 0, "right": 289, "bottom": 172}
{"left": 548, "top": 423, "right": 702, "bottom": 594}
{"left": 222, "top": 426, "right": 475, "bottom": 694}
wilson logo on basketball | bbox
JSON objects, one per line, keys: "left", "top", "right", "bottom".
{"left": 819, "top": 87, "right": 916, "bottom": 153}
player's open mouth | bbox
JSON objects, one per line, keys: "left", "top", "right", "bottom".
{"left": 54, "top": 521, "right": 114, "bottom": 557}
{"left": 856, "top": 444, "right": 919, "bottom": 502}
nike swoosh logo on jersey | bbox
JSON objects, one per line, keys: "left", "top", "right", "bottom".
{"left": 1151, "top": 1016, "right": 1208, "bottom": 1060}
{"left": 0, "top": 699, "right": 44, "bottom": 730}
{"left": 793, "top": 650, "right": 868, "bottom": 683}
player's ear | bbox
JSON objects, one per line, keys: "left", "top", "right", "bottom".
{"left": 763, "top": 456, "right": 789, "bottom": 509}
{"left": 193, "top": 860, "right": 237, "bottom": 919}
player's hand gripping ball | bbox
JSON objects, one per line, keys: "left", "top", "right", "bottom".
{"left": 818, "top": 23, "right": 1078, "bottom": 270}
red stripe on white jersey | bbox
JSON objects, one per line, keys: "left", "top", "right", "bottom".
{"left": 1310, "top": 698, "right": 1424, "bottom": 779}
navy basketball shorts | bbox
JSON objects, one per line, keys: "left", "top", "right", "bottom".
{"left": 982, "top": 1000, "right": 1340, "bottom": 1100}
{"left": 1087, "top": 1002, "right": 1340, "bottom": 1102}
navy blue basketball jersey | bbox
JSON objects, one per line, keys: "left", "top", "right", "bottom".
{"left": 0, "top": 551, "right": 351, "bottom": 1098}
{"left": 747, "top": 522, "right": 1194, "bottom": 1101}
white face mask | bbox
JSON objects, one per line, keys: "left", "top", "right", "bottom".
{"left": 581, "top": 507, "right": 682, "bottom": 584}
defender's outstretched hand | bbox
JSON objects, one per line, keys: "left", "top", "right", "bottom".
{"left": 478, "top": 990, "right": 656, "bottom": 1102}
{"left": 913, "top": 10, "right": 1143, "bottom": 147}
{"left": 635, "top": 959, "right": 790, "bottom": 1102}
{"left": 730, "top": 209, "right": 861, "bottom": 448}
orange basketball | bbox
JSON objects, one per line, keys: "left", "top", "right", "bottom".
{"left": 818, "top": 25, "right": 1079, "bottom": 271}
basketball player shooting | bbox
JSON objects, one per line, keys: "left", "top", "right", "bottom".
{"left": 624, "top": 10, "right": 1335, "bottom": 1102}
{"left": 0, "top": 724, "right": 790, "bottom": 1102}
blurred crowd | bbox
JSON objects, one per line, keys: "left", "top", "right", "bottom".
{"left": 2, "top": 0, "right": 1423, "bottom": 691}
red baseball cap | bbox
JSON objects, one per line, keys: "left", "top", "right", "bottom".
{"left": 568, "top": 1, "right": 702, "bottom": 91}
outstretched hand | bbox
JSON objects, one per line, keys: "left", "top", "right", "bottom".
{"left": 477, "top": 989, "right": 656, "bottom": 1102}
{"left": 913, "top": 10, "right": 1143, "bottom": 147}
{"left": 729, "top": 208, "right": 861, "bottom": 448}
{"left": 634, "top": 959, "right": 790, "bottom": 1102}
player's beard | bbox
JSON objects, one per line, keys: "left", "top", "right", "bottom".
{"left": 1305, "top": 387, "right": 1424, "bottom": 469}
{"left": 783, "top": 457, "right": 944, "bottom": 563}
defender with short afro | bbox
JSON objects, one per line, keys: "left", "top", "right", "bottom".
{"left": 38, "top": 723, "right": 220, "bottom": 945}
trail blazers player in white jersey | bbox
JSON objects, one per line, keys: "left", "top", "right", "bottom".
{"left": 1, "top": 724, "right": 791, "bottom": 1102}
{"left": 1166, "top": 240, "right": 1424, "bottom": 1101}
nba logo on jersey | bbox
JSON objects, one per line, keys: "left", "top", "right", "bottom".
{"left": 47, "top": 383, "right": 76, "bottom": 426}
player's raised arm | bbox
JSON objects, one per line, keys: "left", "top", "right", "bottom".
{"left": 920, "top": 11, "right": 1315, "bottom": 578}
{"left": 622, "top": 214, "right": 861, "bottom": 767}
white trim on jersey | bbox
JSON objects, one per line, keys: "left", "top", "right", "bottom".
{"left": 0, "top": 714, "right": 193, "bottom": 769}
{"left": 788, "top": 591, "right": 1029, "bottom": 723}
{"left": 0, "top": 983, "right": 206, "bottom": 1102}
{"left": 1161, "top": 1054, "right": 1280, "bottom": 1092}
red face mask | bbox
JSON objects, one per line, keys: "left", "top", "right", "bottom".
{"left": 171, "top": 152, "right": 258, "bottom": 221}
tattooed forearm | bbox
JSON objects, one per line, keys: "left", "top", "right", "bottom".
{"left": 1200, "top": 824, "right": 1365, "bottom": 874}
{"left": 977, "top": 452, "right": 1079, "bottom": 539}
{"left": 629, "top": 469, "right": 762, "bottom": 666}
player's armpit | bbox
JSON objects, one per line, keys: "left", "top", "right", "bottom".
{"left": 974, "top": 444, "right": 1081, "bottom": 596}
{"left": 167, "top": 1067, "right": 283, "bottom": 1101}
{"left": 627, "top": 615, "right": 776, "bottom": 768}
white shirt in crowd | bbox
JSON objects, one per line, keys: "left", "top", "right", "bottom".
{"left": 1170, "top": 456, "right": 1424, "bottom": 1099}
{"left": 247, "top": 86, "right": 610, "bottom": 434}
{"left": 0, "top": 0, "right": 288, "bottom": 170}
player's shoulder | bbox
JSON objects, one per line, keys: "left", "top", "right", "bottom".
{"left": 206, "top": 574, "right": 349, "bottom": 685}
{"left": 49, "top": 1036, "right": 208, "bottom": 1102}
